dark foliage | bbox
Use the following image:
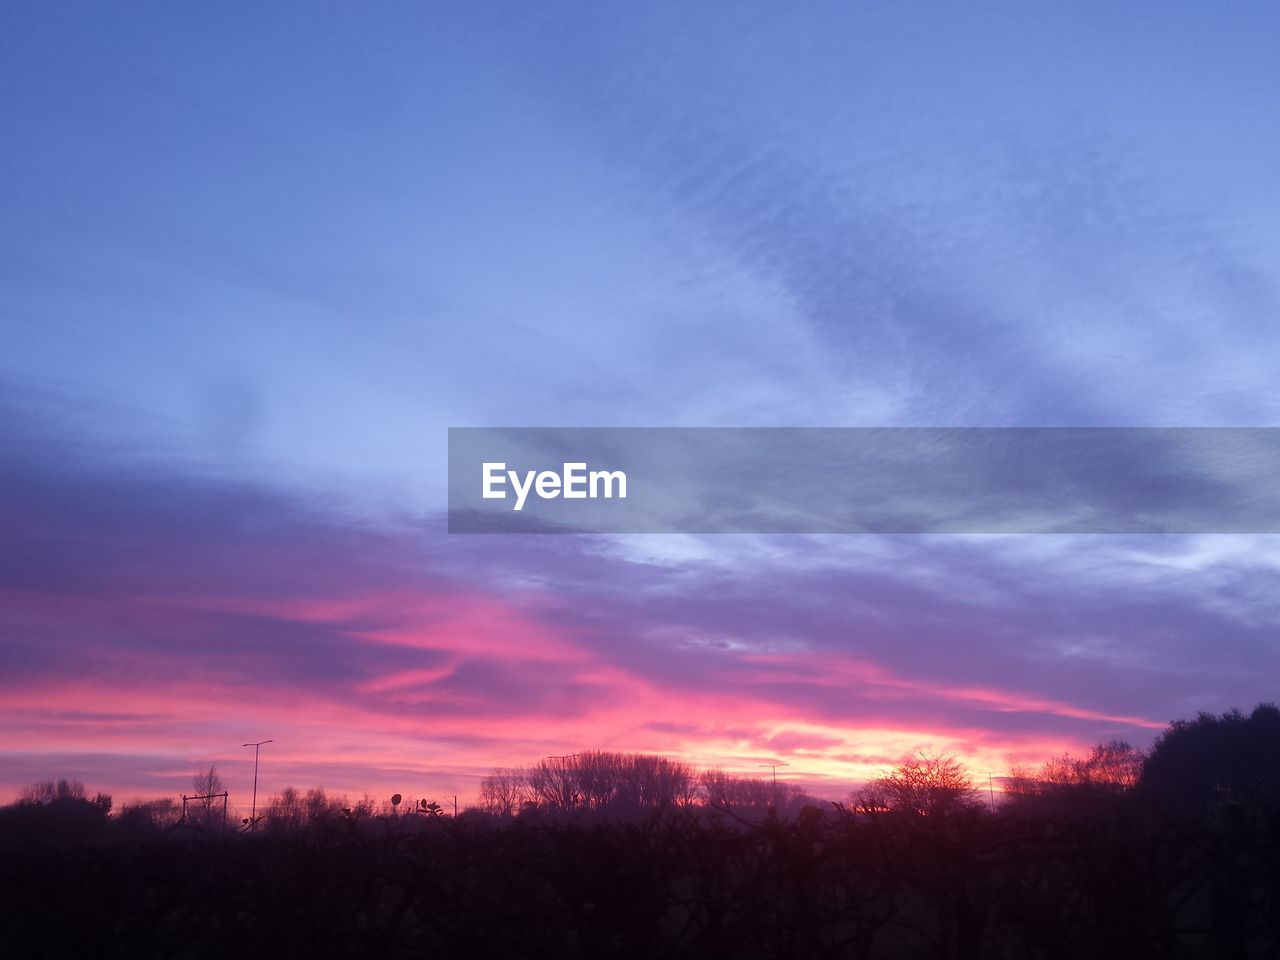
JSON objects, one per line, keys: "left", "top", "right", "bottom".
{"left": 1139, "top": 704, "right": 1280, "bottom": 817}
{"left": 3, "top": 707, "right": 1280, "bottom": 958}
{"left": 0, "top": 794, "right": 1277, "bottom": 958}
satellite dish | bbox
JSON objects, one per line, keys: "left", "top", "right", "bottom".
{"left": 391, "top": 793, "right": 402, "bottom": 807}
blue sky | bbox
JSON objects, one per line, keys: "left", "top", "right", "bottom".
{"left": 3, "top": 3, "right": 1280, "bottom": 806}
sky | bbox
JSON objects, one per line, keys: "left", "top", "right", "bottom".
{"left": 3, "top": 3, "right": 1280, "bottom": 811}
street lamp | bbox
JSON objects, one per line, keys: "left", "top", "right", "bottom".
{"left": 243, "top": 739, "right": 273, "bottom": 829}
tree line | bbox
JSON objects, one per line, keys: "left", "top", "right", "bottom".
{"left": 476, "top": 751, "right": 822, "bottom": 819}
{"left": 2, "top": 704, "right": 1278, "bottom": 957}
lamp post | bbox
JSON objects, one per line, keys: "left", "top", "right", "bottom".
{"left": 243, "top": 739, "right": 273, "bottom": 829}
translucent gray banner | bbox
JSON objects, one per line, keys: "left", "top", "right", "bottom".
{"left": 447, "top": 428, "right": 1280, "bottom": 533}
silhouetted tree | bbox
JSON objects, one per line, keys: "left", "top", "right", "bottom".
{"left": 19, "top": 778, "right": 86, "bottom": 804}
{"left": 858, "top": 753, "right": 979, "bottom": 817}
{"left": 1004, "top": 739, "right": 1144, "bottom": 809}
{"left": 1140, "top": 703, "right": 1280, "bottom": 816}
{"left": 189, "top": 765, "right": 225, "bottom": 826}
{"left": 479, "top": 768, "right": 530, "bottom": 816}
{"left": 700, "top": 768, "right": 819, "bottom": 818}
{"left": 303, "top": 787, "right": 345, "bottom": 825}
{"left": 266, "top": 786, "right": 305, "bottom": 831}
{"left": 117, "top": 797, "right": 179, "bottom": 830}
{"left": 7, "top": 716, "right": 1280, "bottom": 958}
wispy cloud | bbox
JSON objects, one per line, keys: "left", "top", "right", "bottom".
{"left": 5, "top": 393, "right": 1277, "bottom": 805}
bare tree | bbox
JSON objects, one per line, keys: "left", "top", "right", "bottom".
{"left": 1080, "top": 739, "right": 1143, "bottom": 789}
{"left": 527, "top": 758, "right": 578, "bottom": 812}
{"left": 851, "top": 779, "right": 893, "bottom": 815}
{"left": 19, "top": 779, "right": 86, "bottom": 804}
{"left": 189, "top": 766, "right": 226, "bottom": 826}
{"left": 478, "top": 768, "right": 529, "bottom": 816}
{"left": 700, "top": 768, "right": 817, "bottom": 817}
{"left": 119, "top": 797, "right": 180, "bottom": 828}
{"left": 267, "top": 786, "right": 304, "bottom": 830}
{"left": 304, "top": 787, "right": 335, "bottom": 824}
{"left": 857, "top": 753, "right": 978, "bottom": 817}
{"left": 567, "top": 751, "right": 697, "bottom": 811}
{"left": 624, "top": 754, "right": 696, "bottom": 809}
{"left": 574, "top": 752, "right": 618, "bottom": 808}
{"left": 1005, "top": 739, "right": 1144, "bottom": 803}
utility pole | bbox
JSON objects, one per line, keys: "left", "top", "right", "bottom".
{"left": 758, "top": 762, "right": 788, "bottom": 809}
{"left": 243, "top": 739, "right": 273, "bottom": 830}
{"left": 988, "top": 773, "right": 996, "bottom": 813}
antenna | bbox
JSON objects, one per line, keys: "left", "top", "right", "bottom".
{"left": 758, "top": 761, "right": 788, "bottom": 809}
{"left": 242, "top": 739, "right": 273, "bottom": 830}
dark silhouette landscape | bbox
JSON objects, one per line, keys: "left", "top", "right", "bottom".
{"left": 4, "top": 704, "right": 1279, "bottom": 958}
